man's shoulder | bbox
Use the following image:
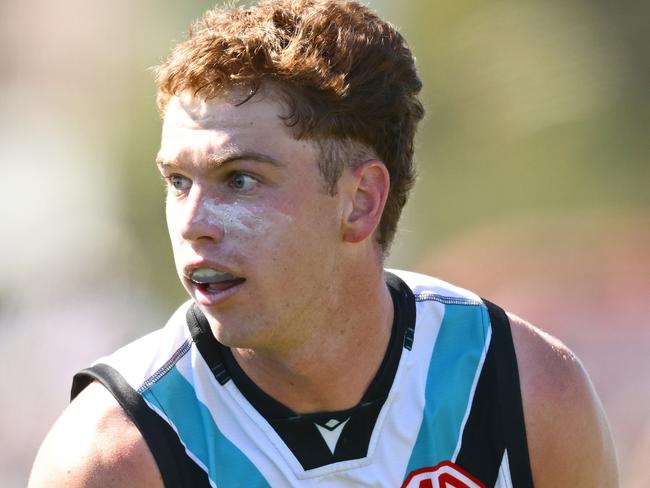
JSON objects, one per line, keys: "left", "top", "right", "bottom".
{"left": 508, "top": 313, "right": 619, "bottom": 487}
{"left": 30, "top": 302, "right": 196, "bottom": 488}
{"left": 28, "top": 382, "right": 163, "bottom": 488}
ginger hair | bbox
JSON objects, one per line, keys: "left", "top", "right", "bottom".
{"left": 156, "top": 0, "right": 424, "bottom": 251}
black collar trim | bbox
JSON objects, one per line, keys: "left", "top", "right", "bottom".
{"left": 185, "top": 272, "right": 416, "bottom": 470}
{"left": 187, "top": 272, "right": 416, "bottom": 418}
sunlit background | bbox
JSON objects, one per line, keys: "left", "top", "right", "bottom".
{"left": 1, "top": 0, "right": 648, "bottom": 486}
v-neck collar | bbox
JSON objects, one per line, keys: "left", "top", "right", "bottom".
{"left": 185, "top": 271, "right": 416, "bottom": 470}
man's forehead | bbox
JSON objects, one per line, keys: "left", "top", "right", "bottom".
{"left": 163, "top": 95, "right": 244, "bottom": 130}
{"left": 163, "top": 88, "right": 288, "bottom": 127}
{"left": 157, "top": 93, "right": 317, "bottom": 169}
{"left": 160, "top": 94, "right": 281, "bottom": 147}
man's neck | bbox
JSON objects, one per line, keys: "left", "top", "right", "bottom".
{"left": 230, "top": 266, "right": 394, "bottom": 414}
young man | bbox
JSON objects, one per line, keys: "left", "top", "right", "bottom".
{"left": 29, "top": 1, "right": 617, "bottom": 486}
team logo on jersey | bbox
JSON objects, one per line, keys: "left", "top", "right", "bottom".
{"left": 401, "top": 461, "right": 485, "bottom": 488}
{"left": 314, "top": 417, "right": 350, "bottom": 454}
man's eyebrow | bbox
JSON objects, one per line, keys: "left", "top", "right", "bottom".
{"left": 208, "top": 151, "right": 284, "bottom": 168}
{"left": 156, "top": 151, "right": 284, "bottom": 170}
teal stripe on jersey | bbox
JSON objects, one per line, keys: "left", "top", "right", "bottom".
{"left": 142, "top": 367, "right": 271, "bottom": 488}
{"left": 404, "top": 302, "right": 490, "bottom": 477}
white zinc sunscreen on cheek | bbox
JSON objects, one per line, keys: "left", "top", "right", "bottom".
{"left": 200, "top": 199, "right": 293, "bottom": 238}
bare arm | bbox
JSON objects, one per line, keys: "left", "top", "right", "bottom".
{"left": 509, "top": 313, "right": 619, "bottom": 487}
{"left": 28, "top": 382, "right": 163, "bottom": 488}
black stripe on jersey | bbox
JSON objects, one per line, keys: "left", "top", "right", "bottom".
{"left": 71, "top": 364, "right": 211, "bottom": 488}
{"left": 453, "top": 318, "right": 503, "bottom": 486}
{"left": 454, "top": 300, "right": 533, "bottom": 488}
{"left": 485, "top": 300, "right": 534, "bottom": 487}
{"left": 385, "top": 271, "right": 417, "bottom": 350}
{"left": 186, "top": 303, "right": 231, "bottom": 385}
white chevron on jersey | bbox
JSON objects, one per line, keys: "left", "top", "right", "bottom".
{"left": 495, "top": 450, "right": 514, "bottom": 488}
{"left": 315, "top": 418, "right": 350, "bottom": 454}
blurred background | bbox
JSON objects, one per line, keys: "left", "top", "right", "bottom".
{"left": 1, "top": 0, "right": 647, "bottom": 486}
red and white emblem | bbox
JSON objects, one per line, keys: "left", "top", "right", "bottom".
{"left": 401, "top": 461, "right": 485, "bottom": 488}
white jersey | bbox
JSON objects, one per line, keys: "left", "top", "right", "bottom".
{"left": 72, "top": 270, "right": 533, "bottom": 487}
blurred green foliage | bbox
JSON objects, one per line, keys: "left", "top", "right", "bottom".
{"left": 113, "top": 0, "right": 649, "bottom": 313}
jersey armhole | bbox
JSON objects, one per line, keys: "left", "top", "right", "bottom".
{"left": 71, "top": 364, "right": 209, "bottom": 488}
{"left": 483, "top": 300, "right": 535, "bottom": 487}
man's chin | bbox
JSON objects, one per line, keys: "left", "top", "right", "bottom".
{"left": 196, "top": 307, "right": 244, "bottom": 345}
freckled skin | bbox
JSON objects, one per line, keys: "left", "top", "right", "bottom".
{"left": 159, "top": 91, "right": 350, "bottom": 354}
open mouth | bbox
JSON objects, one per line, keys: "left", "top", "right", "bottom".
{"left": 188, "top": 267, "right": 246, "bottom": 294}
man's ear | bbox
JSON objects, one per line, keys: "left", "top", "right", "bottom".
{"left": 341, "top": 160, "right": 390, "bottom": 243}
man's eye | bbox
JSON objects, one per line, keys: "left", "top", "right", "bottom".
{"left": 168, "top": 174, "right": 192, "bottom": 192}
{"left": 229, "top": 173, "right": 258, "bottom": 192}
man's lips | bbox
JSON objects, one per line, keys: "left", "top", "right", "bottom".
{"left": 191, "top": 278, "right": 246, "bottom": 307}
{"left": 194, "top": 278, "right": 246, "bottom": 293}
{"left": 185, "top": 266, "right": 246, "bottom": 301}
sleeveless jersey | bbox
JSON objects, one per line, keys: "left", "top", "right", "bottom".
{"left": 71, "top": 270, "right": 534, "bottom": 487}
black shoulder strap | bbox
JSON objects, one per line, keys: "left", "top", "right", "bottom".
{"left": 71, "top": 364, "right": 211, "bottom": 488}
{"left": 484, "top": 300, "right": 535, "bottom": 487}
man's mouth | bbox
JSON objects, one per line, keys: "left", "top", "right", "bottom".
{"left": 188, "top": 267, "right": 246, "bottom": 294}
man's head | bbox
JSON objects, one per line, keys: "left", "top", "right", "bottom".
{"left": 156, "top": 0, "right": 424, "bottom": 251}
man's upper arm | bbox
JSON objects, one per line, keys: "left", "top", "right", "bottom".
{"left": 28, "top": 381, "right": 163, "bottom": 488}
{"left": 509, "top": 312, "right": 619, "bottom": 487}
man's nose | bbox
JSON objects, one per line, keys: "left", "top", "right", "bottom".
{"left": 178, "top": 188, "right": 226, "bottom": 243}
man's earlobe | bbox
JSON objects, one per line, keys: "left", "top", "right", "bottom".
{"left": 342, "top": 160, "right": 390, "bottom": 243}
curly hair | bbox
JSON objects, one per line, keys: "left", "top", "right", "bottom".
{"left": 156, "top": 0, "right": 424, "bottom": 251}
